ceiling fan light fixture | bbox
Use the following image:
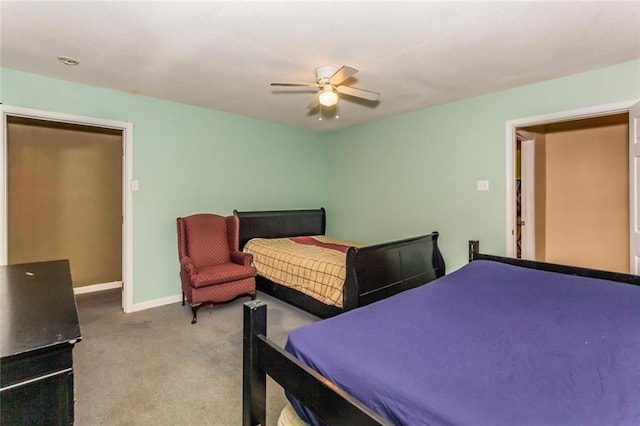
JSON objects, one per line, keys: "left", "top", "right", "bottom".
{"left": 318, "top": 86, "right": 338, "bottom": 107}
{"left": 270, "top": 64, "right": 379, "bottom": 113}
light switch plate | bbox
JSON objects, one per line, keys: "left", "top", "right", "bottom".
{"left": 477, "top": 180, "right": 489, "bottom": 191}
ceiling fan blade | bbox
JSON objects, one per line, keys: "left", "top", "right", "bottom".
{"left": 307, "top": 92, "right": 320, "bottom": 109}
{"left": 336, "top": 85, "right": 380, "bottom": 101}
{"left": 328, "top": 65, "right": 358, "bottom": 86}
{"left": 271, "top": 82, "right": 319, "bottom": 87}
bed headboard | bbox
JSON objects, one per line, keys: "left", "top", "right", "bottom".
{"left": 233, "top": 208, "right": 326, "bottom": 250}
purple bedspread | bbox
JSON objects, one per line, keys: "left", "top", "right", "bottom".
{"left": 285, "top": 260, "right": 640, "bottom": 425}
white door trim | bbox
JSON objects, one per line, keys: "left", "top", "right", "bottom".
{"left": 629, "top": 101, "right": 640, "bottom": 274}
{"left": 505, "top": 99, "right": 640, "bottom": 258}
{"left": 0, "top": 105, "right": 134, "bottom": 313}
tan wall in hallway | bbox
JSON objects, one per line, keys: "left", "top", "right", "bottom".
{"left": 8, "top": 118, "right": 123, "bottom": 287}
{"left": 545, "top": 123, "right": 629, "bottom": 272}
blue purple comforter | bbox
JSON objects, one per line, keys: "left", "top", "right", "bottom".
{"left": 285, "top": 260, "right": 640, "bottom": 425}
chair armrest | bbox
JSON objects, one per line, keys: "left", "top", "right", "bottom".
{"left": 231, "top": 251, "right": 253, "bottom": 266}
{"left": 180, "top": 256, "right": 195, "bottom": 274}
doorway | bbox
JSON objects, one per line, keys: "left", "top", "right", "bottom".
{"left": 516, "top": 114, "right": 629, "bottom": 273}
{"left": 1, "top": 105, "right": 134, "bottom": 312}
{"left": 506, "top": 100, "right": 638, "bottom": 274}
{"left": 7, "top": 116, "right": 123, "bottom": 288}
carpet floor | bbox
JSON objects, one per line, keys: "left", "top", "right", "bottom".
{"left": 74, "top": 290, "right": 317, "bottom": 425}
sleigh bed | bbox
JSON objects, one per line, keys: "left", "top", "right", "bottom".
{"left": 234, "top": 208, "right": 445, "bottom": 318}
{"left": 242, "top": 240, "right": 640, "bottom": 426}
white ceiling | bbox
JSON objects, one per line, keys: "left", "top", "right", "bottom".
{"left": 2, "top": 1, "right": 639, "bottom": 132}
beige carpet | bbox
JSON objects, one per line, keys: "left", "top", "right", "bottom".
{"left": 74, "top": 289, "right": 317, "bottom": 425}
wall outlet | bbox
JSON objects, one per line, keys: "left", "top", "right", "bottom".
{"left": 477, "top": 180, "right": 490, "bottom": 191}
{"left": 131, "top": 180, "right": 140, "bottom": 192}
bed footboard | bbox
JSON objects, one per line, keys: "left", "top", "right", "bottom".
{"left": 242, "top": 300, "right": 391, "bottom": 426}
{"left": 468, "top": 240, "right": 640, "bottom": 286}
{"left": 343, "top": 232, "right": 445, "bottom": 310}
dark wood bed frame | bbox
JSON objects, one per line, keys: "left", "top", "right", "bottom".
{"left": 234, "top": 208, "right": 446, "bottom": 318}
{"left": 242, "top": 240, "right": 640, "bottom": 426}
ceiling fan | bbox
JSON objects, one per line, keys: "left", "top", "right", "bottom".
{"left": 270, "top": 65, "right": 380, "bottom": 109}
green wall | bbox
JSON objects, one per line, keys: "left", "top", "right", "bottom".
{"left": 325, "top": 60, "right": 640, "bottom": 271}
{"left": 2, "top": 60, "right": 639, "bottom": 305}
{"left": 1, "top": 68, "right": 327, "bottom": 304}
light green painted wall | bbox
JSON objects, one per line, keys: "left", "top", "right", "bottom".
{"left": 325, "top": 60, "right": 640, "bottom": 272}
{"left": 2, "top": 60, "right": 639, "bottom": 303}
{"left": 1, "top": 68, "right": 327, "bottom": 304}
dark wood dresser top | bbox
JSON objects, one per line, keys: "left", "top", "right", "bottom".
{"left": 1, "top": 260, "right": 82, "bottom": 359}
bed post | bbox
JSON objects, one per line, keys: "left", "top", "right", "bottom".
{"left": 469, "top": 240, "right": 479, "bottom": 262}
{"left": 432, "top": 232, "right": 446, "bottom": 277}
{"left": 243, "top": 300, "right": 267, "bottom": 426}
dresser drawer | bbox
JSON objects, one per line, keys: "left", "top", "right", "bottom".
{"left": 1, "top": 369, "right": 74, "bottom": 425}
{"left": 1, "top": 344, "right": 73, "bottom": 389}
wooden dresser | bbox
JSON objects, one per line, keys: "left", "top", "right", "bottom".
{"left": 1, "top": 260, "right": 82, "bottom": 425}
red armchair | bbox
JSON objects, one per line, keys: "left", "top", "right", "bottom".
{"left": 177, "top": 214, "right": 256, "bottom": 324}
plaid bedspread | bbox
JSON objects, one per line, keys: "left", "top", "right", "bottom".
{"left": 243, "top": 236, "right": 364, "bottom": 308}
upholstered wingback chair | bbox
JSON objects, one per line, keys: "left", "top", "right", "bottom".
{"left": 177, "top": 214, "right": 256, "bottom": 324}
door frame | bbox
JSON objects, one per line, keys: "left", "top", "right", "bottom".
{"left": 519, "top": 135, "right": 536, "bottom": 259}
{"left": 0, "top": 105, "right": 134, "bottom": 313}
{"left": 505, "top": 99, "right": 639, "bottom": 259}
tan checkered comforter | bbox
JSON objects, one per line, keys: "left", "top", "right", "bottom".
{"left": 243, "top": 236, "right": 364, "bottom": 308}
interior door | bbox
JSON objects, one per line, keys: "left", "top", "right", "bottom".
{"left": 520, "top": 138, "right": 536, "bottom": 260}
{"left": 630, "top": 101, "right": 640, "bottom": 274}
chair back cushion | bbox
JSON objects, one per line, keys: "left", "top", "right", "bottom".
{"left": 180, "top": 214, "right": 231, "bottom": 266}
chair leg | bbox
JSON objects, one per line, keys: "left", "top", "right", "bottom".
{"left": 190, "top": 303, "right": 202, "bottom": 324}
{"left": 188, "top": 293, "right": 254, "bottom": 324}
{"left": 182, "top": 291, "right": 185, "bottom": 306}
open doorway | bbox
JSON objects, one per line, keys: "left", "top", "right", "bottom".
{"left": 515, "top": 114, "right": 629, "bottom": 273}
{"left": 7, "top": 116, "right": 124, "bottom": 289}
{"left": 1, "top": 105, "right": 134, "bottom": 312}
{"left": 506, "top": 100, "right": 640, "bottom": 274}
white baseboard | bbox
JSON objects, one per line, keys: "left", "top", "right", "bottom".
{"left": 74, "top": 281, "right": 122, "bottom": 295}
{"left": 74, "top": 281, "right": 182, "bottom": 312}
{"left": 132, "top": 294, "right": 182, "bottom": 312}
